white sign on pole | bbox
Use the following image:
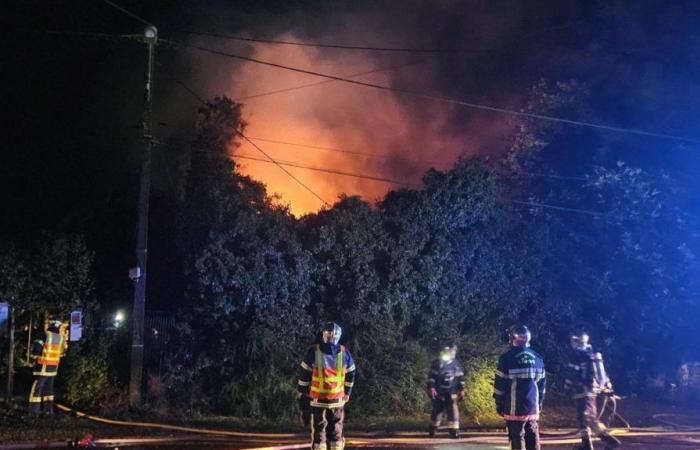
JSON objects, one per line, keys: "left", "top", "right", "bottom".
{"left": 70, "top": 310, "right": 82, "bottom": 341}
{"left": 0, "top": 303, "right": 8, "bottom": 337}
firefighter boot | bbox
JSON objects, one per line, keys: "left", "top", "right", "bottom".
{"left": 600, "top": 432, "right": 621, "bottom": 449}
{"left": 428, "top": 426, "right": 437, "bottom": 438}
{"left": 30, "top": 402, "right": 41, "bottom": 417}
{"left": 449, "top": 429, "right": 460, "bottom": 439}
{"left": 573, "top": 437, "right": 594, "bottom": 450}
{"left": 43, "top": 400, "right": 54, "bottom": 415}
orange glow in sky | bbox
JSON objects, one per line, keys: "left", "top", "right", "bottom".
{"left": 223, "top": 35, "right": 507, "bottom": 216}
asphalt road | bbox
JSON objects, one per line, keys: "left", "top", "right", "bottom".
{"left": 4, "top": 430, "right": 700, "bottom": 449}
{"left": 87, "top": 431, "right": 700, "bottom": 450}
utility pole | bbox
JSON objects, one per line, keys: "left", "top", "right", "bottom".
{"left": 5, "top": 307, "right": 14, "bottom": 403}
{"left": 129, "top": 24, "right": 157, "bottom": 407}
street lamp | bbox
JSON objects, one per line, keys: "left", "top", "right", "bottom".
{"left": 114, "top": 310, "right": 125, "bottom": 328}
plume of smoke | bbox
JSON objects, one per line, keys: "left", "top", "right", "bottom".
{"left": 173, "top": 2, "right": 538, "bottom": 215}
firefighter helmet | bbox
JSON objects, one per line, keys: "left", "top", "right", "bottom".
{"left": 46, "top": 317, "right": 62, "bottom": 333}
{"left": 569, "top": 330, "right": 590, "bottom": 350}
{"left": 508, "top": 324, "right": 531, "bottom": 347}
{"left": 321, "top": 322, "right": 342, "bottom": 345}
{"left": 439, "top": 343, "right": 457, "bottom": 363}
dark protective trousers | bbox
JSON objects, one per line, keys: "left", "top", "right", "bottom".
{"left": 29, "top": 375, "right": 55, "bottom": 414}
{"left": 429, "top": 396, "right": 460, "bottom": 432}
{"left": 310, "top": 406, "right": 344, "bottom": 450}
{"left": 575, "top": 396, "right": 620, "bottom": 449}
{"left": 506, "top": 420, "right": 540, "bottom": 450}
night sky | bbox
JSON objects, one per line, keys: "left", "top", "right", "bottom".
{"left": 4, "top": 0, "right": 700, "bottom": 311}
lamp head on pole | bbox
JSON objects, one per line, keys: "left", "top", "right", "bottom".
{"left": 144, "top": 26, "right": 158, "bottom": 44}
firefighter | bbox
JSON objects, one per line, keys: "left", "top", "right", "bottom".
{"left": 494, "top": 325, "right": 546, "bottom": 450}
{"left": 28, "top": 318, "right": 68, "bottom": 415}
{"left": 297, "top": 322, "right": 356, "bottom": 450}
{"left": 427, "top": 343, "right": 465, "bottom": 439}
{"left": 565, "top": 330, "right": 621, "bottom": 450}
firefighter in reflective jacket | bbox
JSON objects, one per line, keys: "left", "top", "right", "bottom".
{"left": 29, "top": 319, "right": 68, "bottom": 414}
{"left": 565, "top": 331, "right": 621, "bottom": 450}
{"left": 297, "top": 322, "right": 356, "bottom": 450}
{"left": 494, "top": 325, "right": 546, "bottom": 450}
{"left": 427, "top": 343, "right": 465, "bottom": 439}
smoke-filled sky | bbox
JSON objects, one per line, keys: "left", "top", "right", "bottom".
{"left": 6, "top": 0, "right": 700, "bottom": 226}
{"left": 4, "top": 0, "right": 700, "bottom": 311}
{"left": 168, "top": 0, "right": 594, "bottom": 214}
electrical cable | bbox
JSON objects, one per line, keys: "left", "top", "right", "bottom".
{"left": 152, "top": 65, "right": 331, "bottom": 207}
{"left": 100, "top": 0, "right": 153, "bottom": 27}
{"left": 230, "top": 153, "right": 421, "bottom": 187}
{"left": 234, "top": 61, "right": 422, "bottom": 102}
{"left": 247, "top": 137, "right": 591, "bottom": 180}
{"left": 510, "top": 199, "right": 622, "bottom": 220}
{"left": 41, "top": 30, "right": 139, "bottom": 42}
{"left": 162, "top": 39, "right": 700, "bottom": 145}
{"left": 155, "top": 74, "right": 642, "bottom": 218}
{"left": 156, "top": 62, "right": 208, "bottom": 104}
{"left": 245, "top": 136, "right": 445, "bottom": 166}
{"left": 171, "top": 30, "right": 489, "bottom": 53}
{"left": 153, "top": 45, "right": 679, "bottom": 221}
{"left": 239, "top": 133, "right": 330, "bottom": 206}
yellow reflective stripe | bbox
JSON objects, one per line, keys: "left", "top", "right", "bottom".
{"left": 311, "top": 346, "right": 346, "bottom": 395}
{"left": 28, "top": 381, "right": 41, "bottom": 402}
{"left": 300, "top": 361, "right": 312, "bottom": 371}
{"left": 310, "top": 385, "right": 345, "bottom": 394}
{"left": 298, "top": 380, "right": 310, "bottom": 386}
{"left": 312, "top": 376, "right": 342, "bottom": 382}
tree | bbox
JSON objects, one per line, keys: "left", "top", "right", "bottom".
{"left": 174, "top": 97, "right": 312, "bottom": 416}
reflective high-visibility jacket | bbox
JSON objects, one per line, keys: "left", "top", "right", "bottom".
{"left": 297, "top": 343, "right": 356, "bottom": 408}
{"left": 493, "top": 345, "right": 546, "bottom": 421}
{"left": 31, "top": 331, "right": 67, "bottom": 376}
{"left": 427, "top": 359, "right": 465, "bottom": 397}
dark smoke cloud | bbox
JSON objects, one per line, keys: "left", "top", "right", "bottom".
{"left": 168, "top": 0, "right": 583, "bottom": 214}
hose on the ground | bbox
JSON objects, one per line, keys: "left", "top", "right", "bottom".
{"left": 6, "top": 403, "right": 687, "bottom": 450}
{"left": 652, "top": 413, "right": 700, "bottom": 431}
{"left": 56, "top": 403, "right": 300, "bottom": 438}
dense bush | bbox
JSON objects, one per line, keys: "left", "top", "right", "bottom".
{"left": 3, "top": 91, "right": 697, "bottom": 425}
{"left": 163, "top": 96, "right": 699, "bottom": 422}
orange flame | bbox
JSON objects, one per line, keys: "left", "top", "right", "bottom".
{"left": 223, "top": 34, "right": 509, "bottom": 216}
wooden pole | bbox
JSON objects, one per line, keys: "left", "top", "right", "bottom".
{"left": 6, "top": 307, "right": 15, "bottom": 402}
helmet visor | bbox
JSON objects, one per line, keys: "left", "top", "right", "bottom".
{"left": 322, "top": 323, "right": 342, "bottom": 344}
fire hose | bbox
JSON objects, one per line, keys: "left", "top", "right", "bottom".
{"left": 54, "top": 404, "right": 300, "bottom": 438}
{"left": 1, "top": 403, "right": 699, "bottom": 450}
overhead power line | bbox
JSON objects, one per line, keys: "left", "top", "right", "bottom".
{"left": 163, "top": 39, "right": 700, "bottom": 145}
{"left": 231, "top": 153, "right": 421, "bottom": 187}
{"left": 172, "top": 30, "right": 488, "bottom": 53}
{"left": 240, "top": 133, "right": 330, "bottom": 206}
{"left": 234, "top": 61, "right": 421, "bottom": 101}
{"left": 151, "top": 62, "right": 330, "bottom": 206}
{"left": 245, "top": 136, "right": 446, "bottom": 167}
{"left": 510, "top": 200, "right": 621, "bottom": 220}
{"left": 100, "top": 0, "right": 153, "bottom": 26}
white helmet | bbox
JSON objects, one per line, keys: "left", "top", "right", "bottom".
{"left": 569, "top": 330, "right": 591, "bottom": 350}
{"left": 322, "top": 322, "right": 342, "bottom": 345}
